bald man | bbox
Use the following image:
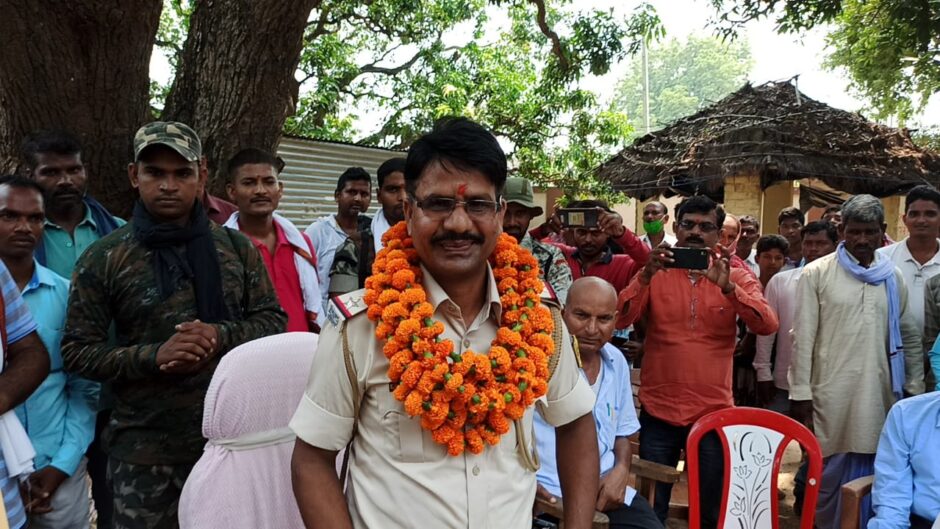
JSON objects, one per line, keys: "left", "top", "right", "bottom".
{"left": 534, "top": 277, "right": 663, "bottom": 529}
{"left": 719, "top": 213, "right": 757, "bottom": 277}
{"left": 719, "top": 213, "right": 741, "bottom": 251}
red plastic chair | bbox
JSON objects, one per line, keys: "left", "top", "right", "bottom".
{"left": 686, "top": 407, "right": 823, "bottom": 529}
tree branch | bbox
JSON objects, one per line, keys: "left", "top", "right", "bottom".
{"left": 306, "top": 7, "right": 332, "bottom": 39}
{"left": 529, "top": 0, "right": 570, "bottom": 72}
{"left": 154, "top": 39, "right": 182, "bottom": 55}
{"left": 359, "top": 48, "right": 425, "bottom": 75}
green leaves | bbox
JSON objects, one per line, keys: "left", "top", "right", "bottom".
{"left": 708, "top": 0, "right": 938, "bottom": 125}
{"left": 611, "top": 35, "right": 753, "bottom": 136}
{"left": 154, "top": 0, "right": 668, "bottom": 203}
{"left": 824, "top": 0, "right": 939, "bottom": 123}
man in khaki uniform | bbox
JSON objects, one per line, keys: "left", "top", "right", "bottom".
{"left": 290, "top": 117, "right": 599, "bottom": 529}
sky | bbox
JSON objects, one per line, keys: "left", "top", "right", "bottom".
{"left": 149, "top": 0, "right": 939, "bottom": 133}
{"left": 591, "top": 0, "right": 938, "bottom": 128}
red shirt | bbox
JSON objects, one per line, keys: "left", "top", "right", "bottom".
{"left": 618, "top": 268, "right": 778, "bottom": 425}
{"left": 244, "top": 222, "right": 311, "bottom": 332}
{"left": 204, "top": 192, "right": 239, "bottom": 225}
{"left": 537, "top": 229, "right": 650, "bottom": 292}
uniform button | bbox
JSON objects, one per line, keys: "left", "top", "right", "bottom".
{"left": 472, "top": 465, "right": 480, "bottom": 476}
{"left": 66, "top": 242, "right": 73, "bottom": 247}
{"left": 463, "top": 339, "right": 471, "bottom": 348}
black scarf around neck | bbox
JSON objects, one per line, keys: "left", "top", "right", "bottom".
{"left": 132, "top": 200, "right": 230, "bottom": 323}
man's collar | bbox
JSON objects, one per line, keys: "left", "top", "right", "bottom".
{"left": 24, "top": 260, "right": 58, "bottom": 293}
{"left": 421, "top": 263, "right": 502, "bottom": 322}
{"left": 899, "top": 237, "right": 940, "bottom": 265}
{"left": 598, "top": 342, "right": 619, "bottom": 366}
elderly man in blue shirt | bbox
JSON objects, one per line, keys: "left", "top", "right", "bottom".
{"left": 869, "top": 392, "right": 940, "bottom": 528}
{"left": 534, "top": 276, "right": 661, "bottom": 529}
{"left": 0, "top": 175, "right": 98, "bottom": 528}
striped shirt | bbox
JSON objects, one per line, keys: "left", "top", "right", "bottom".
{"left": 1, "top": 260, "right": 37, "bottom": 529}
{"left": 0, "top": 456, "right": 26, "bottom": 528}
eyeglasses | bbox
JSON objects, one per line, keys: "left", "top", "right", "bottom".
{"left": 677, "top": 219, "right": 719, "bottom": 233}
{"left": 412, "top": 196, "right": 500, "bottom": 219}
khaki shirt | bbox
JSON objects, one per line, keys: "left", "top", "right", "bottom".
{"left": 290, "top": 265, "right": 595, "bottom": 529}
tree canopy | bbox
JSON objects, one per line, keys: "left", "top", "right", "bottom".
{"left": 152, "top": 0, "right": 665, "bottom": 202}
{"left": 611, "top": 35, "right": 753, "bottom": 137}
{"left": 708, "top": 0, "right": 939, "bottom": 123}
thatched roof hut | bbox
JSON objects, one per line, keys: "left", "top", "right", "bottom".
{"left": 597, "top": 81, "right": 940, "bottom": 202}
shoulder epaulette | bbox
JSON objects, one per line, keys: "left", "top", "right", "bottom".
{"left": 326, "top": 288, "right": 368, "bottom": 327}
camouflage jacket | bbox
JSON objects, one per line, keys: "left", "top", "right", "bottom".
{"left": 521, "top": 234, "right": 572, "bottom": 304}
{"left": 61, "top": 222, "right": 286, "bottom": 465}
{"left": 328, "top": 217, "right": 375, "bottom": 297}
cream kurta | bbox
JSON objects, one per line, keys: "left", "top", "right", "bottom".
{"left": 789, "top": 253, "right": 925, "bottom": 457}
{"left": 290, "top": 265, "right": 595, "bottom": 529}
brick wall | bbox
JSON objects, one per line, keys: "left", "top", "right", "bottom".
{"left": 722, "top": 175, "right": 763, "bottom": 219}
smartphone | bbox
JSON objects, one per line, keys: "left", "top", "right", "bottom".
{"left": 558, "top": 208, "right": 599, "bottom": 227}
{"left": 663, "top": 247, "right": 710, "bottom": 270}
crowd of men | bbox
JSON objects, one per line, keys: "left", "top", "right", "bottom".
{"left": 0, "top": 117, "right": 938, "bottom": 529}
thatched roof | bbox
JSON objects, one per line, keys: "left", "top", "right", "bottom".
{"left": 597, "top": 81, "right": 940, "bottom": 202}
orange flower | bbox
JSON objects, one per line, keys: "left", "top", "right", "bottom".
{"left": 392, "top": 269, "right": 417, "bottom": 290}
{"left": 447, "top": 432, "right": 466, "bottom": 456}
{"left": 479, "top": 425, "right": 500, "bottom": 446}
{"left": 431, "top": 424, "right": 457, "bottom": 445}
{"left": 393, "top": 318, "right": 421, "bottom": 344}
{"left": 465, "top": 428, "right": 484, "bottom": 454}
{"left": 388, "top": 350, "right": 413, "bottom": 379}
{"left": 366, "top": 222, "right": 554, "bottom": 457}
{"left": 381, "top": 303, "right": 409, "bottom": 325}
{"left": 378, "top": 289, "right": 401, "bottom": 305}
{"left": 404, "top": 390, "right": 425, "bottom": 416}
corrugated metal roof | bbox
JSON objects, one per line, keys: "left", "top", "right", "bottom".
{"left": 281, "top": 133, "right": 406, "bottom": 152}
{"left": 275, "top": 136, "right": 404, "bottom": 228}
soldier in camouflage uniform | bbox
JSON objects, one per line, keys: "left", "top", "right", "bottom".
{"left": 502, "top": 177, "right": 573, "bottom": 303}
{"left": 61, "top": 122, "right": 286, "bottom": 529}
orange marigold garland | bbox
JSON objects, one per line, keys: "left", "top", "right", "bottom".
{"left": 364, "top": 221, "right": 555, "bottom": 456}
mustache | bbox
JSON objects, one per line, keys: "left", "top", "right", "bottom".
{"left": 431, "top": 232, "right": 484, "bottom": 244}
{"left": 11, "top": 235, "right": 35, "bottom": 242}
{"left": 685, "top": 236, "right": 704, "bottom": 243}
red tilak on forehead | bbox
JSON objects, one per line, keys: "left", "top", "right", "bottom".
{"left": 457, "top": 183, "right": 468, "bottom": 195}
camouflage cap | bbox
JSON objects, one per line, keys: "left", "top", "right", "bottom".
{"left": 133, "top": 121, "right": 202, "bottom": 162}
{"left": 503, "top": 177, "right": 543, "bottom": 216}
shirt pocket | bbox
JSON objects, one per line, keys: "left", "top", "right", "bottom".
{"left": 376, "top": 384, "right": 427, "bottom": 463}
{"left": 706, "top": 304, "right": 736, "bottom": 332}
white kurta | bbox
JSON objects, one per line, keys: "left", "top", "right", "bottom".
{"left": 788, "top": 253, "right": 925, "bottom": 456}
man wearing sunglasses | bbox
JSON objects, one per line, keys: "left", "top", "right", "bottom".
{"left": 617, "top": 195, "right": 778, "bottom": 528}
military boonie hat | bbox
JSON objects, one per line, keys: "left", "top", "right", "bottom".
{"left": 503, "top": 177, "right": 543, "bottom": 216}
{"left": 133, "top": 121, "right": 202, "bottom": 162}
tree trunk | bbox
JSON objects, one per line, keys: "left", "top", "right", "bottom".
{"left": 0, "top": 0, "right": 162, "bottom": 217}
{"left": 163, "top": 0, "right": 318, "bottom": 197}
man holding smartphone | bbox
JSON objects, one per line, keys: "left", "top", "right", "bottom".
{"left": 616, "top": 195, "right": 778, "bottom": 528}
{"left": 531, "top": 200, "right": 649, "bottom": 292}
